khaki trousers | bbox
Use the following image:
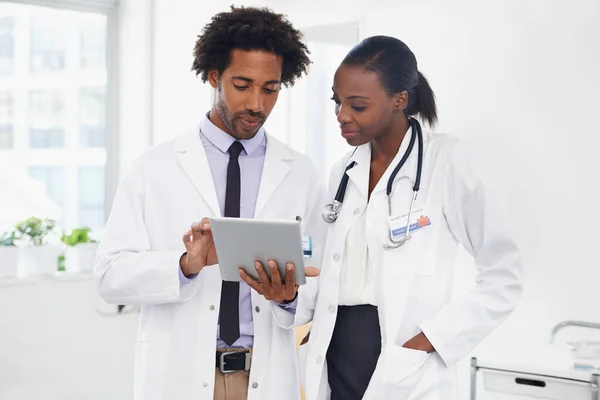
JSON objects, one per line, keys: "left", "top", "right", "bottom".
{"left": 214, "top": 348, "right": 252, "bottom": 400}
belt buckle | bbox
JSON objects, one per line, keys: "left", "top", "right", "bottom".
{"left": 219, "top": 351, "right": 250, "bottom": 374}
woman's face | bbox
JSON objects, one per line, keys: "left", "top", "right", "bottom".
{"left": 331, "top": 64, "right": 406, "bottom": 147}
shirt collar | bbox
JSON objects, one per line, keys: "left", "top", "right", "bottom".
{"left": 200, "top": 113, "right": 266, "bottom": 155}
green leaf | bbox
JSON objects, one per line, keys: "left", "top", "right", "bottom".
{"left": 0, "top": 231, "right": 17, "bottom": 246}
{"left": 58, "top": 254, "right": 66, "bottom": 272}
{"left": 15, "top": 217, "right": 56, "bottom": 246}
{"left": 61, "top": 227, "right": 93, "bottom": 246}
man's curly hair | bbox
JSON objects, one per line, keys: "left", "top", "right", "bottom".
{"left": 191, "top": 6, "right": 310, "bottom": 87}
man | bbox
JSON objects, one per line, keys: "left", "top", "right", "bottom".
{"left": 94, "top": 6, "right": 327, "bottom": 400}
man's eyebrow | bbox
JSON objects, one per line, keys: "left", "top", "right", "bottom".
{"left": 232, "top": 76, "right": 281, "bottom": 85}
{"left": 231, "top": 76, "right": 253, "bottom": 83}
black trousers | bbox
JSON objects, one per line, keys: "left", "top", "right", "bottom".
{"left": 326, "top": 305, "right": 382, "bottom": 400}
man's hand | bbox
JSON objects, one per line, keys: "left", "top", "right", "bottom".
{"left": 239, "top": 260, "right": 320, "bottom": 303}
{"left": 402, "top": 332, "right": 435, "bottom": 353}
{"left": 180, "top": 218, "right": 218, "bottom": 277}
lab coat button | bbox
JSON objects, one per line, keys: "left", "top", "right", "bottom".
{"left": 209, "top": 305, "right": 215, "bottom": 311}
{"left": 317, "top": 356, "right": 323, "bottom": 364}
{"left": 255, "top": 306, "right": 260, "bottom": 313}
{"left": 252, "top": 382, "right": 258, "bottom": 389}
{"left": 353, "top": 208, "right": 361, "bottom": 215}
{"left": 329, "top": 305, "right": 335, "bottom": 313}
{"left": 202, "top": 382, "right": 208, "bottom": 388}
{"left": 333, "top": 253, "right": 340, "bottom": 261}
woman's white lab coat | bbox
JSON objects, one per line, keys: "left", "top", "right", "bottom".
{"left": 94, "top": 129, "right": 327, "bottom": 400}
{"left": 300, "top": 131, "right": 523, "bottom": 400}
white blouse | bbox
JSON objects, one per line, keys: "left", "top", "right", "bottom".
{"left": 338, "top": 209, "right": 377, "bottom": 306}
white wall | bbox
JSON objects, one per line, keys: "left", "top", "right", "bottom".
{"left": 358, "top": 0, "right": 600, "bottom": 397}
{"left": 115, "top": 0, "right": 153, "bottom": 177}
{"left": 151, "top": 0, "right": 266, "bottom": 144}
{"left": 359, "top": 0, "right": 600, "bottom": 326}
{"left": 0, "top": 276, "right": 138, "bottom": 400}
{"left": 118, "top": 0, "right": 273, "bottom": 169}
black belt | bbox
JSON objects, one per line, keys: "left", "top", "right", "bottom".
{"left": 215, "top": 350, "right": 251, "bottom": 374}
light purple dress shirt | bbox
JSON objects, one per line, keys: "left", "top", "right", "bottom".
{"left": 180, "top": 114, "right": 296, "bottom": 348}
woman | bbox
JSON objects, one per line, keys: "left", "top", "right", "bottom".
{"left": 300, "top": 36, "right": 523, "bottom": 400}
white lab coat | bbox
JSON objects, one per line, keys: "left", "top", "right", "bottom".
{"left": 94, "top": 128, "right": 327, "bottom": 400}
{"left": 300, "top": 131, "right": 523, "bottom": 400}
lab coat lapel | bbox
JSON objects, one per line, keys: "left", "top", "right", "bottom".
{"left": 254, "top": 135, "right": 292, "bottom": 217}
{"left": 324, "top": 146, "right": 370, "bottom": 278}
{"left": 174, "top": 129, "right": 222, "bottom": 217}
{"left": 345, "top": 144, "right": 370, "bottom": 202}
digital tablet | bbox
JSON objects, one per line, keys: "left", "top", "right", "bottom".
{"left": 209, "top": 217, "right": 307, "bottom": 285}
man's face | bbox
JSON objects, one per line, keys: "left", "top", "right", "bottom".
{"left": 208, "top": 49, "right": 283, "bottom": 140}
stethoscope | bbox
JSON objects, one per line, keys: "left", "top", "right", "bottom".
{"left": 322, "top": 117, "right": 423, "bottom": 249}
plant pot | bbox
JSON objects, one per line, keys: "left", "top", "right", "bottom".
{"left": 0, "top": 246, "right": 20, "bottom": 278}
{"left": 18, "top": 245, "right": 62, "bottom": 276}
{"left": 65, "top": 243, "right": 98, "bottom": 272}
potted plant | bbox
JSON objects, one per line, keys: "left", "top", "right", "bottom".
{"left": 61, "top": 227, "right": 98, "bottom": 272}
{"left": 15, "top": 217, "right": 61, "bottom": 275}
{"left": 0, "top": 231, "right": 19, "bottom": 278}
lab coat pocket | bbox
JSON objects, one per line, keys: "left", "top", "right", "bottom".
{"left": 364, "top": 345, "right": 431, "bottom": 399}
{"left": 385, "top": 228, "right": 436, "bottom": 278}
{"left": 384, "top": 345, "right": 430, "bottom": 384}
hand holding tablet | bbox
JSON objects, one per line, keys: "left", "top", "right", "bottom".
{"left": 208, "top": 217, "right": 320, "bottom": 301}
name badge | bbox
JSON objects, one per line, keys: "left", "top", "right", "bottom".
{"left": 302, "top": 236, "right": 313, "bottom": 258}
{"left": 388, "top": 206, "right": 431, "bottom": 240}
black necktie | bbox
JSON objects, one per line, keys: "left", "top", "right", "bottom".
{"left": 219, "top": 141, "right": 244, "bottom": 346}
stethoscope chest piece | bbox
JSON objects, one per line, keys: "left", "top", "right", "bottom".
{"left": 322, "top": 200, "right": 342, "bottom": 223}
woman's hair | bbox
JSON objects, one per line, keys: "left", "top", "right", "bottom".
{"left": 191, "top": 6, "right": 310, "bottom": 87}
{"left": 342, "top": 35, "right": 438, "bottom": 127}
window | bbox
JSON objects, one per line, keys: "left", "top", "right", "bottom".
{"left": 0, "top": 125, "right": 13, "bottom": 149}
{"left": 29, "top": 90, "right": 66, "bottom": 148}
{"left": 80, "top": 15, "right": 106, "bottom": 69}
{"left": 78, "top": 87, "right": 105, "bottom": 147}
{"left": 78, "top": 167, "right": 105, "bottom": 229}
{"left": 0, "top": 16, "right": 14, "bottom": 75}
{"left": 0, "top": 2, "right": 112, "bottom": 233}
{"left": 28, "top": 166, "right": 66, "bottom": 226}
{"left": 0, "top": 91, "right": 13, "bottom": 148}
{"left": 29, "top": 12, "right": 67, "bottom": 73}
